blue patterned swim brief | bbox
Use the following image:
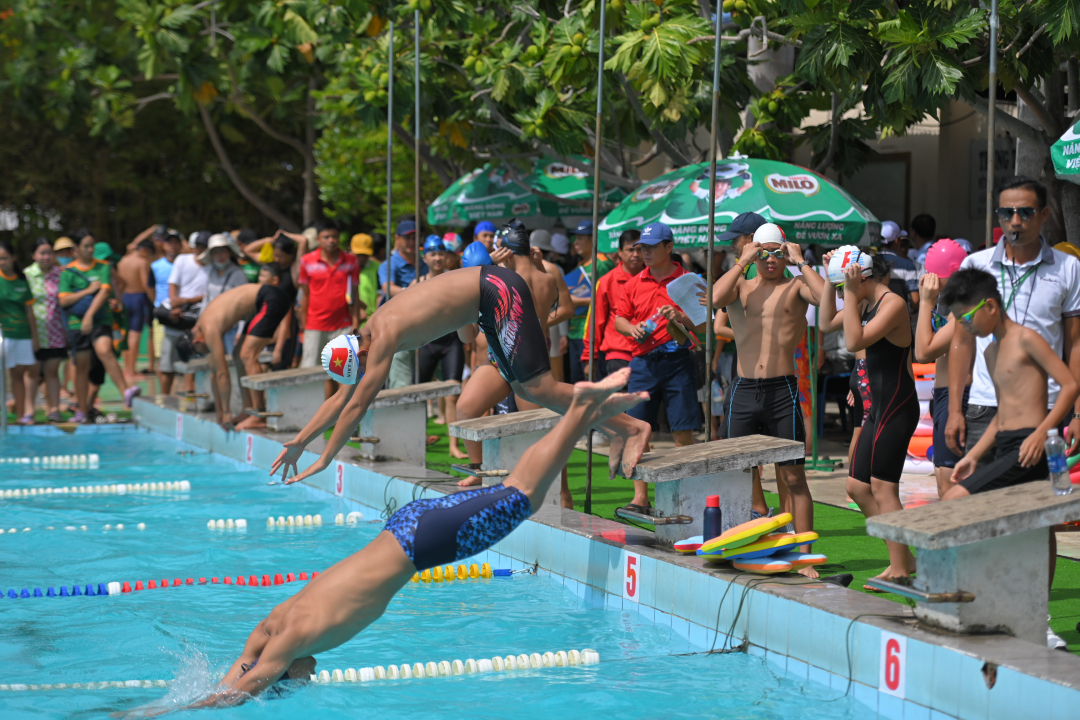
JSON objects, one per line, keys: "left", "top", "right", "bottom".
{"left": 384, "top": 484, "right": 533, "bottom": 571}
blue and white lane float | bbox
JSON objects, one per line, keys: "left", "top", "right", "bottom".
{"left": 0, "top": 454, "right": 100, "bottom": 468}
{"left": 0, "top": 649, "right": 600, "bottom": 691}
{"left": 2, "top": 481, "right": 190, "bottom": 498}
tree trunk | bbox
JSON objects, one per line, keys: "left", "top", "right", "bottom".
{"left": 302, "top": 77, "right": 319, "bottom": 227}
{"left": 198, "top": 104, "right": 299, "bottom": 232}
{"left": 1015, "top": 91, "right": 1044, "bottom": 177}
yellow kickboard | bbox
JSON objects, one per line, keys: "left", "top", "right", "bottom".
{"left": 720, "top": 531, "right": 819, "bottom": 560}
{"left": 697, "top": 513, "right": 792, "bottom": 555}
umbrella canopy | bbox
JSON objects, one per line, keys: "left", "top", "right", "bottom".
{"left": 597, "top": 158, "right": 880, "bottom": 252}
{"left": 1052, "top": 118, "right": 1080, "bottom": 185}
{"left": 427, "top": 156, "right": 626, "bottom": 229}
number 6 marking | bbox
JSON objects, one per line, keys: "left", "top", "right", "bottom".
{"left": 879, "top": 631, "right": 907, "bottom": 698}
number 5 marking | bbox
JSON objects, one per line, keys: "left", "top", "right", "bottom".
{"left": 623, "top": 552, "right": 640, "bottom": 602}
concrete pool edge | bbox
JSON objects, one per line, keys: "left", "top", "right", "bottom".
{"left": 133, "top": 397, "right": 1080, "bottom": 719}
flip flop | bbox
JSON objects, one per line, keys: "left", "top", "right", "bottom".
{"left": 426, "top": 435, "right": 439, "bottom": 446}
{"left": 863, "top": 576, "right": 909, "bottom": 593}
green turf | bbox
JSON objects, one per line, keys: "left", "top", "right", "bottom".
{"left": 412, "top": 417, "right": 1080, "bottom": 653}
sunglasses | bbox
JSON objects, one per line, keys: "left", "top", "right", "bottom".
{"left": 995, "top": 206, "right": 1037, "bottom": 222}
{"left": 757, "top": 248, "right": 786, "bottom": 259}
{"left": 957, "top": 298, "right": 988, "bottom": 325}
{"left": 931, "top": 311, "right": 949, "bottom": 331}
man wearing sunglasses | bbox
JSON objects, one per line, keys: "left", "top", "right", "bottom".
{"left": 943, "top": 176, "right": 1080, "bottom": 650}
{"left": 710, "top": 222, "right": 826, "bottom": 575}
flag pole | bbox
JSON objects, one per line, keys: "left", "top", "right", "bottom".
{"left": 584, "top": 2, "right": 607, "bottom": 516}
{"left": 705, "top": 0, "right": 723, "bottom": 433}
{"left": 413, "top": 10, "right": 421, "bottom": 385}
{"left": 984, "top": 0, "right": 998, "bottom": 249}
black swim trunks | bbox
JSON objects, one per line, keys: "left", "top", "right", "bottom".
{"left": 477, "top": 266, "right": 551, "bottom": 384}
{"left": 384, "top": 484, "right": 532, "bottom": 571}
{"left": 959, "top": 428, "right": 1049, "bottom": 494}
{"left": 418, "top": 332, "right": 465, "bottom": 383}
{"left": 247, "top": 285, "right": 291, "bottom": 339}
{"left": 722, "top": 375, "right": 805, "bottom": 466}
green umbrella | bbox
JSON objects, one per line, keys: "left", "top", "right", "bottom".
{"left": 1052, "top": 118, "right": 1080, "bottom": 185}
{"left": 427, "top": 156, "right": 626, "bottom": 229}
{"left": 597, "top": 157, "right": 880, "bottom": 252}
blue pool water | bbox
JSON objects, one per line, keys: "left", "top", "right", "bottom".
{"left": 0, "top": 431, "right": 880, "bottom": 718}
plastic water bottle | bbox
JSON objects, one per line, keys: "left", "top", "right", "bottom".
{"left": 637, "top": 310, "right": 663, "bottom": 343}
{"left": 703, "top": 495, "right": 722, "bottom": 541}
{"left": 1046, "top": 429, "right": 1072, "bottom": 495}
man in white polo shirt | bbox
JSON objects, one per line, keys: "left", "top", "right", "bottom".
{"left": 945, "top": 176, "right": 1080, "bottom": 651}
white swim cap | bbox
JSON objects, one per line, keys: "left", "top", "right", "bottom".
{"left": 322, "top": 335, "right": 364, "bottom": 385}
{"left": 754, "top": 222, "right": 786, "bottom": 245}
{"left": 827, "top": 245, "right": 873, "bottom": 285}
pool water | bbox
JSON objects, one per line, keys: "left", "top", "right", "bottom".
{"left": 0, "top": 432, "right": 879, "bottom": 718}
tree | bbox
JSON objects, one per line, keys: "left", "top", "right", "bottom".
{"left": 314, "top": 0, "right": 757, "bottom": 213}
{"left": 1, "top": 0, "right": 376, "bottom": 230}
{"left": 775, "top": 0, "right": 1080, "bottom": 243}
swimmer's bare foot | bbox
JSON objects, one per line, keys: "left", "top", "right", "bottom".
{"left": 457, "top": 476, "right": 482, "bottom": 487}
{"left": 235, "top": 415, "right": 266, "bottom": 430}
{"left": 449, "top": 443, "right": 469, "bottom": 459}
{"left": 570, "top": 368, "right": 648, "bottom": 431}
{"left": 798, "top": 565, "right": 820, "bottom": 579}
{"left": 863, "top": 568, "right": 909, "bottom": 592}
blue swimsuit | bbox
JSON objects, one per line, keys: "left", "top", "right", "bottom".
{"left": 384, "top": 484, "right": 533, "bottom": 571}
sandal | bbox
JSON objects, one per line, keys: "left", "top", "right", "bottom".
{"left": 426, "top": 435, "right": 439, "bottom": 446}
{"left": 622, "top": 503, "right": 659, "bottom": 517}
{"left": 18, "top": 414, "right": 34, "bottom": 426}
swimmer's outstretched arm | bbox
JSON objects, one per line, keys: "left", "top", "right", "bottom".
{"left": 282, "top": 349, "right": 394, "bottom": 484}
{"left": 269, "top": 382, "right": 359, "bottom": 481}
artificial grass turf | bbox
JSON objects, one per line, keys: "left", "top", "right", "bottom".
{"left": 416, "top": 417, "right": 1080, "bottom": 653}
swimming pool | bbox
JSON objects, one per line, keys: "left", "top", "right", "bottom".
{"left": 0, "top": 431, "right": 881, "bottom": 718}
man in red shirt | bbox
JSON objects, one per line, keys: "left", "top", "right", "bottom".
{"left": 582, "top": 229, "right": 643, "bottom": 376}
{"left": 298, "top": 219, "right": 361, "bottom": 398}
{"left": 614, "top": 222, "right": 703, "bottom": 513}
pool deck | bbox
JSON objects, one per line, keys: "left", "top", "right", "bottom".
{"left": 29, "top": 396, "right": 1080, "bottom": 719}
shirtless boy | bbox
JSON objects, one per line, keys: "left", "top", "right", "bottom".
{"left": 193, "top": 282, "right": 262, "bottom": 429}
{"left": 913, "top": 240, "right": 970, "bottom": 498}
{"left": 944, "top": 268, "right": 1079, "bottom": 498}
{"left": 116, "top": 238, "right": 156, "bottom": 382}
{"left": 710, "top": 222, "right": 825, "bottom": 574}
{"left": 269, "top": 224, "right": 653, "bottom": 486}
{"left": 234, "top": 263, "right": 291, "bottom": 430}
{"left": 128, "top": 371, "right": 644, "bottom": 713}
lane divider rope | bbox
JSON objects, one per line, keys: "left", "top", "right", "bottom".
{"left": 0, "top": 454, "right": 100, "bottom": 468}
{"left": 2, "top": 524, "right": 145, "bottom": 534}
{"left": 313, "top": 648, "right": 601, "bottom": 683}
{"left": 2, "top": 481, "right": 191, "bottom": 498}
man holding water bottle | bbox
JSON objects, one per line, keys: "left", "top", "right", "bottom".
{"left": 613, "top": 222, "right": 703, "bottom": 515}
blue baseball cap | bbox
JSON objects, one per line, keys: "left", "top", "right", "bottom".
{"left": 395, "top": 220, "right": 416, "bottom": 236}
{"left": 461, "top": 241, "right": 493, "bottom": 268}
{"left": 423, "top": 235, "right": 446, "bottom": 253}
{"left": 572, "top": 220, "right": 594, "bottom": 236}
{"left": 637, "top": 222, "right": 673, "bottom": 245}
{"left": 475, "top": 220, "right": 498, "bottom": 234}
{"left": 717, "top": 212, "right": 767, "bottom": 243}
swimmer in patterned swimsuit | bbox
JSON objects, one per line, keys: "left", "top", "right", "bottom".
{"left": 271, "top": 223, "right": 652, "bottom": 485}
{"left": 138, "top": 371, "right": 645, "bottom": 710}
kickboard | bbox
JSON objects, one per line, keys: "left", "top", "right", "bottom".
{"left": 697, "top": 513, "right": 792, "bottom": 555}
{"left": 771, "top": 551, "right": 827, "bottom": 568}
{"left": 733, "top": 558, "right": 793, "bottom": 574}
{"left": 674, "top": 535, "right": 704, "bottom": 554}
{"left": 720, "top": 532, "right": 819, "bottom": 560}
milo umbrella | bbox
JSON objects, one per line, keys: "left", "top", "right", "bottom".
{"left": 427, "top": 156, "right": 626, "bottom": 229}
{"left": 597, "top": 157, "right": 880, "bottom": 252}
{"left": 1052, "top": 118, "right": 1080, "bottom": 184}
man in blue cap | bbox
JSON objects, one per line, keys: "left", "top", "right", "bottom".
{"left": 718, "top": 211, "right": 768, "bottom": 253}
{"left": 613, "top": 221, "right": 703, "bottom": 513}
{"left": 379, "top": 219, "right": 427, "bottom": 387}
{"left": 565, "top": 219, "right": 617, "bottom": 383}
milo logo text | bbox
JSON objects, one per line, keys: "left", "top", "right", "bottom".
{"left": 765, "top": 173, "right": 820, "bottom": 196}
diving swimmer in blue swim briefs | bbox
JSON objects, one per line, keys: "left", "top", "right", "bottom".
{"left": 121, "top": 370, "right": 646, "bottom": 713}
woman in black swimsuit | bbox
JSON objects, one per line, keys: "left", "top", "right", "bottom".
{"left": 820, "top": 252, "right": 919, "bottom": 589}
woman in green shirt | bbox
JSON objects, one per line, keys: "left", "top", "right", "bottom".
{"left": 0, "top": 240, "right": 40, "bottom": 424}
